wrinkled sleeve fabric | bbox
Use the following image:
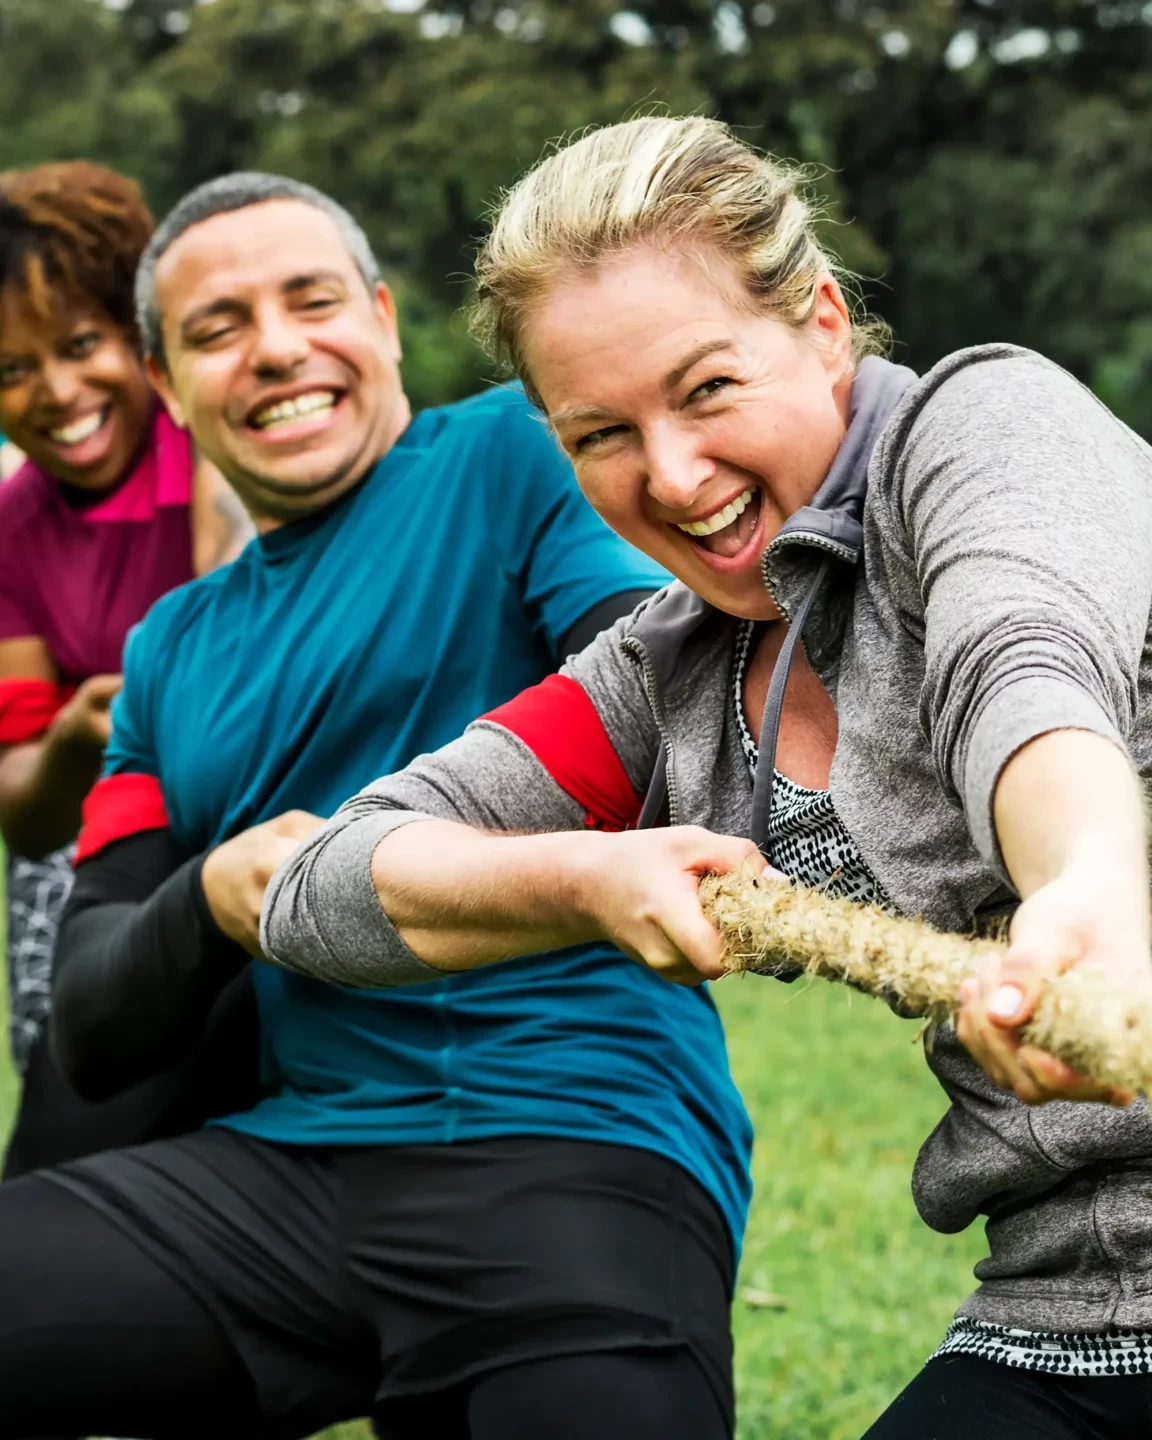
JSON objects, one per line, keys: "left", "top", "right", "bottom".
{"left": 490, "top": 390, "right": 669, "bottom": 658}
{"left": 51, "top": 828, "right": 250, "bottom": 1102}
{"left": 261, "top": 617, "right": 659, "bottom": 988}
{"left": 890, "top": 352, "right": 1152, "bottom": 872}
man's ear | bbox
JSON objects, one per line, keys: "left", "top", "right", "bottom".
{"left": 373, "top": 282, "right": 402, "bottom": 362}
{"left": 146, "top": 353, "right": 187, "bottom": 429}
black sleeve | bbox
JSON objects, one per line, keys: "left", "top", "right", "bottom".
{"left": 50, "top": 828, "right": 250, "bottom": 1103}
{"left": 557, "top": 588, "right": 658, "bottom": 662}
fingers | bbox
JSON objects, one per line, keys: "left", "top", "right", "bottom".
{"left": 1015, "top": 1046, "right": 1134, "bottom": 1108}
{"left": 90, "top": 712, "right": 115, "bottom": 748}
{"left": 82, "top": 673, "right": 124, "bottom": 707}
{"left": 954, "top": 894, "right": 1085, "bottom": 1100}
{"left": 957, "top": 959, "right": 1131, "bottom": 1107}
{"left": 269, "top": 809, "right": 325, "bottom": 841}
{"left": 957, "top": 965, "right": 1022, "bottom": 1093}
{"left": 255, "top": 833, "right": 310, "bottom": 882}
{"left": 629, "top": 934, "right": 707, "bottom": 987}
{"left": 993, "top": 899, "right": 1086, "bottom": 1030}
{"left": 688, "top": 832, "right": 765, "bottom": 879}
{"left": 600, "top": 828, "right": 774, "bottom": 988}
{"left": 660, "top": 887, "right": 730, "bottom": 981}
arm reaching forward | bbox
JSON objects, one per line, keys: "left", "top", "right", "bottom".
{"left": 958, "top": 729, "right": 1151, "bottom": 1106}
{"left": 368, "top": 820, "right": 757, "bottom": 987}
{"left": 261, "top": 654, "right": 760, "bottom": 990}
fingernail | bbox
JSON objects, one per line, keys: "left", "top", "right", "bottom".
{"left": 988, "top": 985, "right": 1025, "bottom": 1020}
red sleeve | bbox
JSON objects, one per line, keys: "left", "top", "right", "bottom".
{"left": 480, "top": 673, "right": 642, "bottom": 832}
{"left": 0, "top": 678, "right": 75, "bottom": 744}
{"left": 75, "top": 773, "right": 170, "bottom": 865}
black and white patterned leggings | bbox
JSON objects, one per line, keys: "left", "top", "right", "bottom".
{"left": 5, "top": 847, "right": 73, "bottom": 1072}
{"left": 863, "top": 1353, "right": 1152, "bottom": 1438}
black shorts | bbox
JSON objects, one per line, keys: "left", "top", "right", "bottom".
{"left": 48, "top": 1129, "right": 735, "bottom": 1437}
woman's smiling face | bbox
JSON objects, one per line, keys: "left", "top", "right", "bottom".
{"left": 523, "top": 245, "right": 855, "bottom": 620}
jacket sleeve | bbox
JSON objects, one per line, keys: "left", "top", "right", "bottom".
{"left": 260, "top": 616, "right": 661, "bottom": 988}
{"left": 51, "top": 827, "right": 250, "bottom": 1101}
{"left": 887, "top": 350, "right": 1152, "bottom": 871}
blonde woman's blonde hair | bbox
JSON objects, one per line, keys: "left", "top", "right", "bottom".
{"left": 472, "top": 115, "right": 889, "bottom": 402}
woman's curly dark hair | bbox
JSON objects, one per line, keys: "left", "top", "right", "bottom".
{"left": 0, "top": 161, "right": 154, "bottom": 342}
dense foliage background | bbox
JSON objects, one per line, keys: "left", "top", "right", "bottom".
{"left": 2, "top": 0, "right": 1149, "bottom": 432}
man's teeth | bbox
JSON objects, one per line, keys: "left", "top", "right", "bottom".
{"left": 50, "top": 411, "right": 105, "bottom": 445}
{"left": 676, "top": 487, "right": 755, "bottom": 537}
{"left": 253, "top": 391, "right": 337, "bottom": 429}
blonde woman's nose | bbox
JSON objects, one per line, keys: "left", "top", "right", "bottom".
{"left": 643, "top": 428, "right": 715, "bottom": 510}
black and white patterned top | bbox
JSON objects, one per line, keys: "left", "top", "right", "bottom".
{"left": 736, "top": 619, "right": 1152, "bottom": 1377}
{"left": 6, "top": 845, "right": 74, "bottom": 1072}
{"left": 732, "top": 619, "right": 881, "bottom": 905}
{"left": 934, "top": 1317, "right": 1152, "bottom": 1377}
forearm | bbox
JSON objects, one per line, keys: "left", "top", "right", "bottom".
{"left": 0, "top": 731, "right": 101, "bottom": 858}
{"left": 371, "top": 820, "right": 606, "bottom": 969}
{"left": 52, "top": 835, "right": 248, "bottom": 1100}
{"left": 960, "top": 729, "right": 1152, "bottom": 1105}
{"left": 994, "top": 729, "right": 1149, "bottom": 904}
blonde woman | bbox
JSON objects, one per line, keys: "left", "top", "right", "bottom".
{"left": 261, "top": 115, "right": 1152, "bottom": 1437}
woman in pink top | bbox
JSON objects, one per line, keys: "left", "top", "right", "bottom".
{"left": 0, "top": 162, "right": 251, "bottom": 1173}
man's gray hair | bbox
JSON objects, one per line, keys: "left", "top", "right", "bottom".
{"left": 135, "top": 172, "right": 381, "bottom": 360}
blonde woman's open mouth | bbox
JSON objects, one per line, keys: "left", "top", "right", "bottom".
{"left": 672, "top": 485, "right": 765, "bottom": 571}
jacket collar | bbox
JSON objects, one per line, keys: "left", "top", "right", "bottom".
{"left": 767, "top": 354, "right": 918, "bottom": 565}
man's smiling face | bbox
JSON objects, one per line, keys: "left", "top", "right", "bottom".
{"left": 149, "top": 199, "right": 409, "bottom": 528}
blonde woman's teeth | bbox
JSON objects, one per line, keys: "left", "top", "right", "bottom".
{"left": 50, "top": 411, "right": 105, "bottom": 445}
{"left": 676, "top": 488, "right": 753, "bottom": 537}
{"left": 252, "top": 391, "right": 337, "bottom": 430}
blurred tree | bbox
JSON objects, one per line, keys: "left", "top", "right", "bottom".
{"left": 0, "top": 0, "right": 1148, "bottom": 427}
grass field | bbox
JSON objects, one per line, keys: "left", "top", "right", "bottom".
{"left": 0, "top": 951, "right": 986, "bottom": 1438}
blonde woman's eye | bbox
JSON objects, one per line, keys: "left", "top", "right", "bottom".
{"left": 691, "top": 376, "right": 734, "bottom": 401}
{"left": 575, "top": 424, "right": 627, "bottom": 452}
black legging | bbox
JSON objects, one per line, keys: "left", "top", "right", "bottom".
{"left": 0, "top": 1178, "right": 725, "bottom": 1440}
{"left": 376, "top": 1349, "right": 723, "bottom": 1440}
{"left": 0, "top": 1177, "right": 259, "bottom": 1439}
{"left": 863, "top": 1352, "right": 1152, "bottom": 1439}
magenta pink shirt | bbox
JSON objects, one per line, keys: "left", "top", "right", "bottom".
{"left": 0, "top": 406, "right": 195, "bottom": 684}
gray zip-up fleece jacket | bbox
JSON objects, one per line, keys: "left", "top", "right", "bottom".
{"left": 263, "top": 345, "right": 1152, "bottom": 1331}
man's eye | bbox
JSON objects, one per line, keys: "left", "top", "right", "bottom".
{"left": 300, "top": 296, "right": 339, "bottom": 313}
{"left": 690, "top": 376, "right": 734, "bottom": 401}
{"left": 575, "top": 424, "right": 627, "bottom": 452}
{"left": 0, "top": 361, "right": 29, "bottom": 387}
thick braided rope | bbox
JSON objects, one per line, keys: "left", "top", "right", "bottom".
{"left": 700, "top": 867, "right": 1152, "bottom": 1096}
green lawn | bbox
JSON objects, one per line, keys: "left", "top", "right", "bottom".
{"left": 0, "top": 952, "right": 985, "bottom": 1438}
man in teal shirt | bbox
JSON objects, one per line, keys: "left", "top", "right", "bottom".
{"left": 0, "top": 175, "right": 748, "bottom": 1440}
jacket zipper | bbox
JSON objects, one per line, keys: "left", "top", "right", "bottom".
{"left": 761, "top": 531, "right": 858, "bottom": 618}
{"left": 620, "top": 634, "right": 681, "bottom": 826}
{"left": 767, "top": 529, "right": 858, "bottom": 566}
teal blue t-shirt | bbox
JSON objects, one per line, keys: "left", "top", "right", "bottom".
{"left": 104, "top": 386, "right": 753, "bottom": 1252}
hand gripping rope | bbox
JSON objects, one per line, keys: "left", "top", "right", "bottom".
{"left": 700, "top": 866, "right": 1152, "bottom": 1097}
